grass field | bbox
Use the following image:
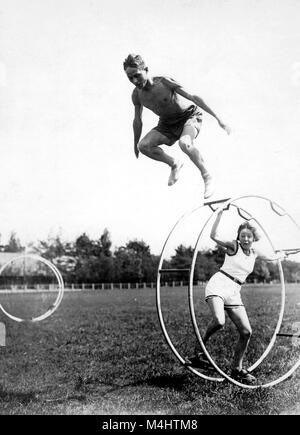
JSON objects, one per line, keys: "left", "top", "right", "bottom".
{"left": 0, "top": 283, "right": 299, "bottom": 415}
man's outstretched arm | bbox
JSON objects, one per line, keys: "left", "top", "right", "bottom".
{"left": 175, "top": 86, "right": 231, "bottom": 134}
{"left": 132, "top": 90, "right": 143, "bottom": 158}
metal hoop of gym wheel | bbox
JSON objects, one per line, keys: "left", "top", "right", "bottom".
{"left": 157, "top": 195, "right": 300, "bottom": 388}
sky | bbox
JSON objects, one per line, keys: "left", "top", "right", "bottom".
{"left": 0, "top": 0, "right": 300, "bottom": 255}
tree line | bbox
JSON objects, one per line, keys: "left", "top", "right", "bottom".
{"left": 1, "top": 229, "right": 300, "bottom": 284}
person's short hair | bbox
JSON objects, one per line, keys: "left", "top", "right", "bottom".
{"left": 123, "top": 54, "right": 147, "bottom": 71}
{"left": 237, "top": 221, "right": 260, "bottom": 242}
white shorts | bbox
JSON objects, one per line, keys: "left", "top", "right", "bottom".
{"left": 205, "top": 272, "right": 244, "bottom": 308}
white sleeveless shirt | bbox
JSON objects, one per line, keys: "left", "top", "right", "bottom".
{"left": 220, "top": 242, "right": 257, "bottom": 283}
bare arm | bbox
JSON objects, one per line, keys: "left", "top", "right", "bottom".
{"left": 132, "top": 90, "right": 143, "bottom": 158}
{"left": 175, "top": 86, "right": 231, "bottom": 134}
{"left": 210, "top": 209, "right": 236, "bottom": 251}
{"left": 255, "top": 248, "right": 287, "bottom": 262}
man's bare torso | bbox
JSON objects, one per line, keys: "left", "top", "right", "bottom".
{"left": 133, "top": 76, "right": 192, "bottom": 120}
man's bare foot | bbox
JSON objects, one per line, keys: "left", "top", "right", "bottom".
{"left": 168, "top": 162, "right": 184, "bottom": 186}
{"left": 203, "top": 174, "right": 215, "bottom": 199}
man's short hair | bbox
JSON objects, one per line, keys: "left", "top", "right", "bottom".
{"left": 123, "top": 54, "right": 147, "bottom": 71}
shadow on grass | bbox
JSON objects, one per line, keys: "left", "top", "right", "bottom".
{"left": 23, "top": 372, "right": 202, "bottom": 406}
{"left": 133, "top": 373, "right": 189, "bottom": 389}
{"left": 0, "top": 374, "right": 187, "bottom": 407}
{"left": 0, "top": 383, "right": 87, "bottom": 407}
{"left": 0, "top": 385, "right": 38, "bottom": 405}
{"left": 84, "top": 372, "right": 193, "bottom": 399}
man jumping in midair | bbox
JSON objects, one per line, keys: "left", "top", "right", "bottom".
{"left": 123, "top": 54, "right": 231, "bottom": 198}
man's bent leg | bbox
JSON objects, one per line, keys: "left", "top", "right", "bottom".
{"left": 179, "top": 124, "right": 214, "bottom": 198}
{"left": 138, "top": 129, "right": 174, "bottom": 165}
{"left": 138, "top": 130, "right": 183, "bottom": 186}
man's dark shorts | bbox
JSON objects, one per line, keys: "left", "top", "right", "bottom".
{"left": 153, "top": 105, "right": 202, "bottom": 145}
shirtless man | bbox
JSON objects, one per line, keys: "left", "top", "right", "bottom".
{"left": 123, "top": 54, "right": 230, "bottom": 198}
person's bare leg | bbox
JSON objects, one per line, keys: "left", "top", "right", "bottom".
{"left": 178, "top": 124, "right": 214, "bottom": 198}
{"left": 203, "top": 296, "right": 226, "bottom": 344}
{"left": 226, "top": 306, "right": 256, "bottom": 384}
{"left": 138, "top": 130, "right": 183, "bottom": 186}
{"left": 226, "top": 306, "right": 252, "bottom": 371}
{"left": 187, "top": 296, "right": 225, "bottom": 368}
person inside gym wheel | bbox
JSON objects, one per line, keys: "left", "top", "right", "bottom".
{"left": 186, "top": 208, "right": 286, "bottom": 384}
